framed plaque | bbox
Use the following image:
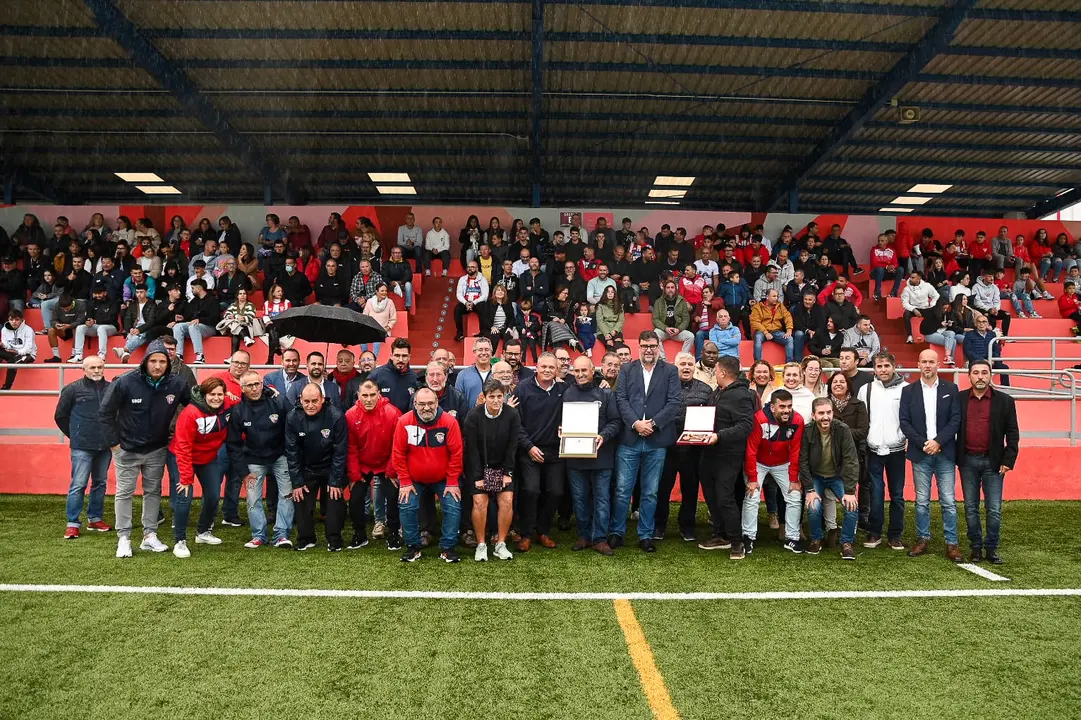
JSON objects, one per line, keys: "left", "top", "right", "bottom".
{"left": 678, "top": 405, "right": 716, "bottom": 445}
{"left": 559, "top": 402, "right": 601, "bottom": 458}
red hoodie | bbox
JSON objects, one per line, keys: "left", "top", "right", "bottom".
{"left": 345, "top": 395, "right": 401, "bottom": 482}
{"left": 869, "top": 245, "right": 896, "bottom": 270}
{"left": 169, "top": 397, "right": 230, "bottom": 485}
{"left": 1058, "top": 292, "right": 1081, "bottom": 319}
{"left": 391, "top": 408, "right": 463, "bottom": 488}
{"left": 745, "top": 407, "right": 803, "bottom": 484}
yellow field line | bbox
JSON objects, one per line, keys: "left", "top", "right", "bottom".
{"left": 613, "top": 599, "right": 680, "bottom": 720}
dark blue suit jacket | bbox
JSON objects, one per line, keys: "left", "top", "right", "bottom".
{"left": 898, "top": 378, "right": 961, "bottom": 462}
{"left": 614, "top": 359, "right": 682, "bottom": 447}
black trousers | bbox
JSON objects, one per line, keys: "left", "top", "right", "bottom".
{"left": 294, "top": 475, "right": 335, "bottom": 547}
{"left": 656, "top": 447, "right": 701, "bottom": 536}
{"left": 0, "top": 350, "right": 32, "bottom": 389}
{"left": 699, "top": 454, "right": 744, "bottom": 540}
{"left": 326, "top": 478, "right": 371, "bottom": 545}
{"left": 517, "top": 451, "right": 565, "bottom": 540}
{"left": 454, "top": 303, "right": 479, "bottom": 335}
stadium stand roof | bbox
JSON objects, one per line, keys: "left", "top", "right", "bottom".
{"left": 1, "top": 0, "right": 1080, "bottom": 217}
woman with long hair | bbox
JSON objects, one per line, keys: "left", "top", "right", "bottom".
{"left": 236, "top": 242, "right": 260, "bottom": 286}
{"left": 459, "top": 214, "right": 483, "bottom": 268}
{"left": 169, "top": 376, "right": 230, "bottom": 557}
{"left": 164, "top": 215, "right": 186, "bottom": 247}
{"left": 1013, "top": 233, "right": 1052, "bottom": 299}
{"left": 1051, "top": 232, "right": 1076, "bottom": 282}
{"left": 217, "top": 287, "right": 261, "bottom": 354}
{"left": 595, "top": 284, "right": 625, "bottom": 349}
{"left": 261, "top": 283, "right": 292, "bottom": 363}
{"left": 801, "top": 355, "right": 827, "bottom": 398}
{"left": 477, "top": 282, "right": 520, "bottom": 353}
{"left": 113, "top": 216, "right": 136, "bottom": 245}
{"left": 829, "top": 370, "right": 869, "bottom": 528}
{"left": 543, "top": 286, "right": 582, "bottom": 351}
{"left": 258, "top": 213, "right": 288, "bottom": 266}
{"left": 920, "top": 302, "right": 958, "bottom": 367}
{"left": 463, "top": 378, "right": 520, "bottom": 561}
{"left": 191, "top": 217, "right": 215, "bottom": 254}
{"left": 747, "top": 359, "right": 775, "bottom": 405}
{"left": 363, "top": 282, "right": 397, "bottom": 359}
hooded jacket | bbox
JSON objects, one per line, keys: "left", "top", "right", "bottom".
{"left": 391, "top": 406, "right": 463, "bottom": 487}
{"left": 284, "top": 402, "right": 348, "bottom": 488}
{"left": 856, "top": 372, "right": 908, "bottom": 455}
{"left": 99, "top": 340, "right": 191, "bottom": 452}
{"left": 745, "top": 405, "right": 804, "bottom": 483}
{"left": 226, "top": 388, "right": 292, "bottom": 475}
{"left": 345, "top": 395, "right": 402, "bottom": 481}
{"left": 169, "top": 386, "right": 231, "bottom": 485}
{"left": 798, "top": 418, "right": 860, "bottom": 494}
{"left": 971, "top": 277, "right": 1001, "bottom": 312}
{"left": 702, "top": 377, "right": 756, "bottom": 458}
{"left": 54, "top": 375, "right": 111, "bottom": 451}
{"left": 369, "top": 360, "right": 421, "bottom": 413}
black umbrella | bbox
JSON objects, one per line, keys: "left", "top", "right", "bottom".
{"left": 271, "top": 304, "right": 387, "bottom": 345}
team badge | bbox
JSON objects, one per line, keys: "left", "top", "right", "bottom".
{"left": 408, "top": 387, "right": 416, "bottom": 395}
{"left": 269, "top": 414, "right": 279, "bottom": 424}
{"left": 321, "top": 428, "right": 330, "bottom": 438}
{"left": 434, "top": 431, "right": 446, "bottom": 443}
{"left": 165, "top": 394, "right": 176, "bottom": 405}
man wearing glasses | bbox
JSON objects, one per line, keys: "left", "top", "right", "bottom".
{"left": 613, "top": 331, "right": 681, "bottom": 552}
{"left": 553, "top": 347, "right": 572, "bottom": 381}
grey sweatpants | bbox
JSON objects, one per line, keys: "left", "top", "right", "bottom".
{"left": 113, "top": 446, "right": 167, "bottom": 539}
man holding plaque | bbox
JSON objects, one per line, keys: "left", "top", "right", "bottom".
{"left": 512, "top": 353, "right": 567, "bottom": 552}
{"left": 563, "top": 356, "right": 623, "bottom": 555}
{"left": 613, "top": 331, "right": 682, "bottom": 553}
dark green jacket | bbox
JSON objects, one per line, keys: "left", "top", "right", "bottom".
{"left": 798, "top": 418, "right": 860, "bottom": 494}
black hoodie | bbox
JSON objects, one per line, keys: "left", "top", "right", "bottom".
{"left": 702, "top": 377, "right": 756, "bottom": 458}
{"left": 99, "top": 341, "right": 191, "bottom": 452}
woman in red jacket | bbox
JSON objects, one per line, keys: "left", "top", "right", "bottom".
{"left": 344, "top": 380, "right": 403, "bottom": 550}
{"left": 169, "top": 376, "right": 230, "bottom": 557}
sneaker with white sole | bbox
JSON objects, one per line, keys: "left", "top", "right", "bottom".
{"left": 139, "top": 533, "right": 169, "bottom": 552}
{"left": 1031, "top": 312, "right": 1042, "bottom": 319}
{"left": 193, "top": 353, "right": 205, "bottom": 364}
{"left": 68, "top": 355, "right": 83, "bottom": 363}
{"left": 243, "top": 337, "right": 256, "bottom": 347}
{"left": 244, "top": 538, "right": 265, "bottom": 549}
{"left": 112, "top": 347, "right": 126, "bottom": 360}
{"left": 116, "top": 536, "right": 133, "bottom": 558}
{"left": 173, "top": 540, "right": 191, "bottom": 558}
{"left": 474, "top": 543, "right": 488, "bottom": 562}
{"left": 493, "top": 542, "right": 514, "bottom": 560}
{"left": 195, "top": 531, "right": 222, "bottom": 545}
{"left": 274, "top": 538, "right": 293, "bottom": 549}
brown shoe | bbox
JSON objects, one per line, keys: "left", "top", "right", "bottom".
{"left": 840, "top": 542, "right": 856, "bottom": 561}
{"left": 825, "top": 529, "right": 840, "bottom": 549}
{"left": 571, "top": 538, "right": 591, "bottom": 551}
{"left": 538, "top": 534, "right": 557, "bottom": 549}
{"left": 806, "top": 539, "right": 822, "bottom": 555}
{"left": 507, "top": 529, "right": 521, "bottom": 543}
{"left": 888, "top": 538, "right": 905, "bottom": 551}
{"left": 516, "top": 537, "right": 531, "bottom": 553}
{"left": 594, "top": 541, "right": 614, "bottom": 556}
{"left": 767, "top": 512, "right": 779, "bottom": 530}
{"left": 907, "top": 539, "right": 929, "bottom": 557}
{"left": 461, "top": 530, "right": 478, "bottom": 548}
{"left": 945, "top": 544, "right": 964, "bottom": 563}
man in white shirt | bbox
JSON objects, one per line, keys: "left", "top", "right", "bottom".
{"left": 185, "top": 260, "right": 216, "bottom": 300}
{"left": 856, "top": 351, "right": 909, "bottom": 550}
{"left": 453, "top": 261, "right": 489, "bottom": 341}
{"left": 693, "top": 246, "right": 720, "bottom": 291}
{"left": 774, "top": 249, "right": 795, "bottom": 286}
{"left": 900, "top": 270, "right": 940, "bottom": 344}
{"left": 396, "top": 212, "right": 423, "bottom": 264}
{"left": 511, "top": 247, "right": 532, "bottom": 278}
{"left": 423, "top": 216, "right": 451, "bottom": 277}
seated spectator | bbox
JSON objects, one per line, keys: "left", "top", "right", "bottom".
{"left": 217, "top": 287, "right": 261, "bottom": 355}
{"left": 595, "top": 285, "right": 625, "bottom": 350}
{"left": 453, "top": 260, "right": 489, "bottom": 342}
{"left": 817, "top": 276, "right": 862, "bottom": 308}
{"left": 920, "top": 303, "right": 958, "bottom": 367}
{"left": 0, "top": 256, "right": 27, "bottom": 312}
{"left": 869, "top": 233, "right": 902, "bottom": 300}
{"left": 69, "top": 283, "right": 119, "bottom": 363}
{"left": 842, "top": 315, "right": 880, "bottom": 368}
{"left": 478, "top": 282, "right": 521, "bottom": 354}
{"left": 1058, "top": 280, "right": 1081, "bottom": 332}
{"left": 363, "top": 283, "right": 397, "bottom": 359}
{"left": 280, "top": 255, "right": 312, "bottom": 307}
{"left": 383, "top": 246, "right": 414, "bottom": 311}
{"left": 0, "top": 308, "right": 37, "bottom": 389}
{"left": 113, "top": 285, "right": 157, "bottom": 362}
{"left": 174, "top": 278, "right": 220, "bottom": 364}
{"left": 574, "top": 303, "right": 596, "bottom": 352}
{"left": 679, "top": 263, "right": 707, "bottom": 312}
{"left": 808, "top": 316, "right": 844, "bottom": 368}
{"left": 1005, "top": 267, "right": 1040, "bottom": 319}
{"left": 314, "top": 258, "right": 350, "bottom": 307}
{"left": 423, "top": 216, "right": 451, "bottom": 277}
{"left": 186, "top": 260, "right": 216, "bottom": 301}
{"left": 750, "top": 288, "right": 794, "bottom": 362}
{"left": 587, "top": 263, "right": 617, "bottom": 306}
{"left": 519, "top": 299, "right": 542, "bottom": 362}
{"left": 791, "top": 290, "right": 826, "bottom": 359}
{"left": 971, "top": 268, "right": 1011, "bottom": 337}
{"left": 949, "top": 271, "right": 972, "bottom": 302}
{"left": 692, "top": 285, "right": 716, "bottom": 358}
{"left": 652, "top": 279, "right": 695, "bottom": 360}
{"left": 236, "top": 243, "right": 260, "bottom": 287}
{"left": 962, "top": 315, "right": 1009, "bottom": 386}
{"left": 28, "top": 268, "right": 61, "bottom": 309}
{"left": 1050, "top": 233, "right": 1077, "bottom": 283}
{"left": 43, "top": 293, "right": 85, "bottom": 363}
{"left": 824, "top": 284, "right": 859, "bottom": 332}
{"left": 708, "top": 308, "right": 741, "bottom": 359}
{"left": 900, "top": 270, "right": 941, "bottom": 344}
{"left": 543, "top": 287, "right": 582, "bottom": 351}
{"left": 811, "top": 253, "right": 838, "bottom": 288}
{"left": 215, "top": 256, "right": 252, "bottom": 309}
{"left": 718, "top": 269, "right": 751, "bottom": 336}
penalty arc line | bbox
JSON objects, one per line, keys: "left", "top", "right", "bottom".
{"left": 0, "top": 584, "right": 1079, "bottom": 601}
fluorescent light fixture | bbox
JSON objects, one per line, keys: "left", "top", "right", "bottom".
{"left": 654, "top": 175, "right": 695, "bottom": 186}
{"left": 136, "top": 185, "right": 182, "bottom": 195}
{"left": 376, "top": 185, "right": 417, "bottom": 195}
{"left": 369, "top": 172, "right": 411, "bottom": 183}
{"left": 648, "top": 188, "right": 687, "bottom": 199}
{"left": 645, "top": 200, "right": 681, "bottom": 206}
{"left": 115, "top": 172, "right": 164, "bottom": 183}
{"left": 907, "top": 184, "right": 952, "bottom": 194}
{"left": 890, "top": 196, "right": 932, "bottom": 205}
{"left": 880, "top": 207, "right": 913, "bottom": 213}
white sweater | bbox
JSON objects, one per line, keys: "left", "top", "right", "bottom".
{"left": 425, "top": 228, "right": 451, "bottom": 254}
{"left": 856, "top": 375, "right": 908, "bottom": 455}
{"left": 900, "top": 281, "right": 940, "bottom": 312}
{"left": 1, "top": 322, "right": 37, "bottom": 360}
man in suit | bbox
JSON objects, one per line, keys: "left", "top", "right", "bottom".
{"left": 264, "top": 347, "right": 307, "bottom": 399}
{"left": 956, "top": 359, "right": 1019, "bottom": 565}
{"left": 612, "top": 330, "right": 682, "bottom": 552}
{"left": 899, "top": 349, "right": 962, "bottom": 562}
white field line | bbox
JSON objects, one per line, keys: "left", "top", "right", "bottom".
{"left": 0, "top": 583, "right": 1077, "bottom": 601}
{"left": 958, "top": 563, "right": 1011, "bottom": 582}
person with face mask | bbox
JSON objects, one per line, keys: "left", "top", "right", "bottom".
{"left": 279, "top": 256, "right": 312, "bottom": 307}
{"left": 286, "top": 384, "right": 349, "bottom": 551}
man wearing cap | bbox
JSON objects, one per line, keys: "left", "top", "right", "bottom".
{"left": 99, "top": 339, "right": 191, "bottom": 558}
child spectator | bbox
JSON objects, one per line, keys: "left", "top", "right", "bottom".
{"left": 1005, "top": 267, "right": 1040, "bottom": 319}
{"left": 619, "top": 275, "right": 638, "bottom": 314}
{"left": 519, "top": 299, "right": 542, "bottom": 363}
{"left": 574, "top": 303, "right": 596, "bottom": 351}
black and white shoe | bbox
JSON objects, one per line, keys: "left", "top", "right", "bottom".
{"left": 386, "top": 535, "right": 403, "bottom": 551}
{"left": 274, "top": 538, "right": 293, "bottom": 549}
{"left": 193, "top": 353, "right": 205, "bottom": 364}
{"left": 783, "top": 539, "right": 805, "bottom": 554}
{"left": 327, "top": 543, "right": 342, "bottom": 552}
{"left": 400, "top": 546, "right": 422, "bottom": 562}
{"left": 346, "top": 535, "right": 369, "bottom": 550}
{"left": 294, "top": 541, "right": 316, "bottom": 552}
{"left": 742, "top": 535, "right": 755, "bottom": 555}
{"left": 440, "top": 549, "right": 461, "bottom": 563}
{"left": 220, "top": 518, "right": 243, "bottom": 528}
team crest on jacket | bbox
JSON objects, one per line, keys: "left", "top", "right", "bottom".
{"left": 408, "top": 387, "right": 416, "bottom": 395}
{"left": 166, "top": 394, "right": 176, "bottom": 405}
{"left": 321, "top": 428, "right": 330, "bottom": 438}
{"left": 434, "top": 430, "right": 446, "bottom": 443}
{"left": 269, "top": 414, "right": 279, "bottom": 424}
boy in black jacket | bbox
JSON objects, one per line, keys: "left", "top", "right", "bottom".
{"left": 70, "top": 283, "right": 120, "bottom": 362}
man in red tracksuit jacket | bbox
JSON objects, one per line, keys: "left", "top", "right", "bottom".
{"left": 391, "top": 387, "right": 464, "bottom": 563}
{"left": 345, "top": 379, "right": 403, "bottom": 551}
{"left": 743, "top": 388, "right": 804, "bottom": 554}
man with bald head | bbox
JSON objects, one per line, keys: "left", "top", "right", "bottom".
{"left": 285, "top": 383, "right": 348, "bottom": 551}
{"left": 56, "top": 356, "right": 114, "bottom": 539}
{"left": 899, "top": 348, "right": 963, "bottom": 562}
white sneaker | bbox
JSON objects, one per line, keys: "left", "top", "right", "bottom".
{"left": 112, "top": 347, "right": 126, "bottom": 359}
{"left": 173, "top": 540, "right": 190, "bottom": 558}
{"left": 441, "top": 270, "right": 448, "bottom": 277}
{"left": 424, "top": 270, "right": 431, "bottom": 277}
{"left": 68, "top": 355, "right": 82, "bottom": 363}
{"left": 195, "top": 531, "right": 222, "bottom": 545}
{"left": 1032, "top": 312, "right": 1042, "bottom": 319}
{"left": 1017, "top": 312, "right": 1027, "bottom": 319}
{"left": 474, "top": 543, "right": 488, "bottom": 562}
{"left": 905, "top": 335, "right": 913, "bottom": 344}
{"left": 243, "top": 337, "right": 256, "bottom": 346}
{"left": 372, "top": 521, "right": 386, "bottom": 539}
{"left": 493, "top": 542, "right": 513, "bottom": 560}
{"left": 116, "top": 536, "right": 133, "bottom": 558}
{"left": 139, "top": 532, "right": 169, "bottom": 552}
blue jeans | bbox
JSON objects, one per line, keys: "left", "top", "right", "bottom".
{"left": 1007, "top": 291, "right": 1035, "bottom": 316}
{"left": 123, "top": 331, "right": 152, "bottom": 353}
{"left": 867, "top": 450, "right": 906, "bottom": 541}
{"left": 923, "top": 331, "right": 956, "bottom": 357}
{"left": 40, "top": 296, "right": 61, "bottom": 328}
{"left": 911, "top": 453, "right": 959, "bottom": 544}
{"left": 694, "top": 330, "right": 709, "bottom": 360}
{"left": 393, "top": 281, "right": 413, "bottom": 309}
{"left": 612, "top": 439, "right": 667, "bottom": 541}
{"left": 173, "top": 322, "right": 215, "bottom": 356}
{"left": 218, "top": 444, "right": 243, "bottom": 522}
{"left": 172, "top": 458, "right": 222, "bottom": 542}
{"left": 74, "top": 323, "right": 117, "bottom": 357}
{"left": 246, "top": 456, "right": 294, "bottom": 543}
{"left": 167, "top": 450, "right": 180, "bottom": 512}
{"left": 807, "top": 476, "right": 858, "bottom": 545}
{"left": 792, "top": 329, "right": 806, "bottom": 359}
{"left": 870, "top": 266, "right": 903, "bottom": 297}
{"left": 959, "top": 454, "right": 1004, "bottom": 551}
{"left": 567, "top": 468, "right": 612, "bottom": 543}
{"left": 66, "top": 448, "right": 112, "bottom": 527}
{"left": 754, "top": 330, "right": 793, "bottom": 362}
{"left": 399, "top": 480, "right": 461, "bottom": 551}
